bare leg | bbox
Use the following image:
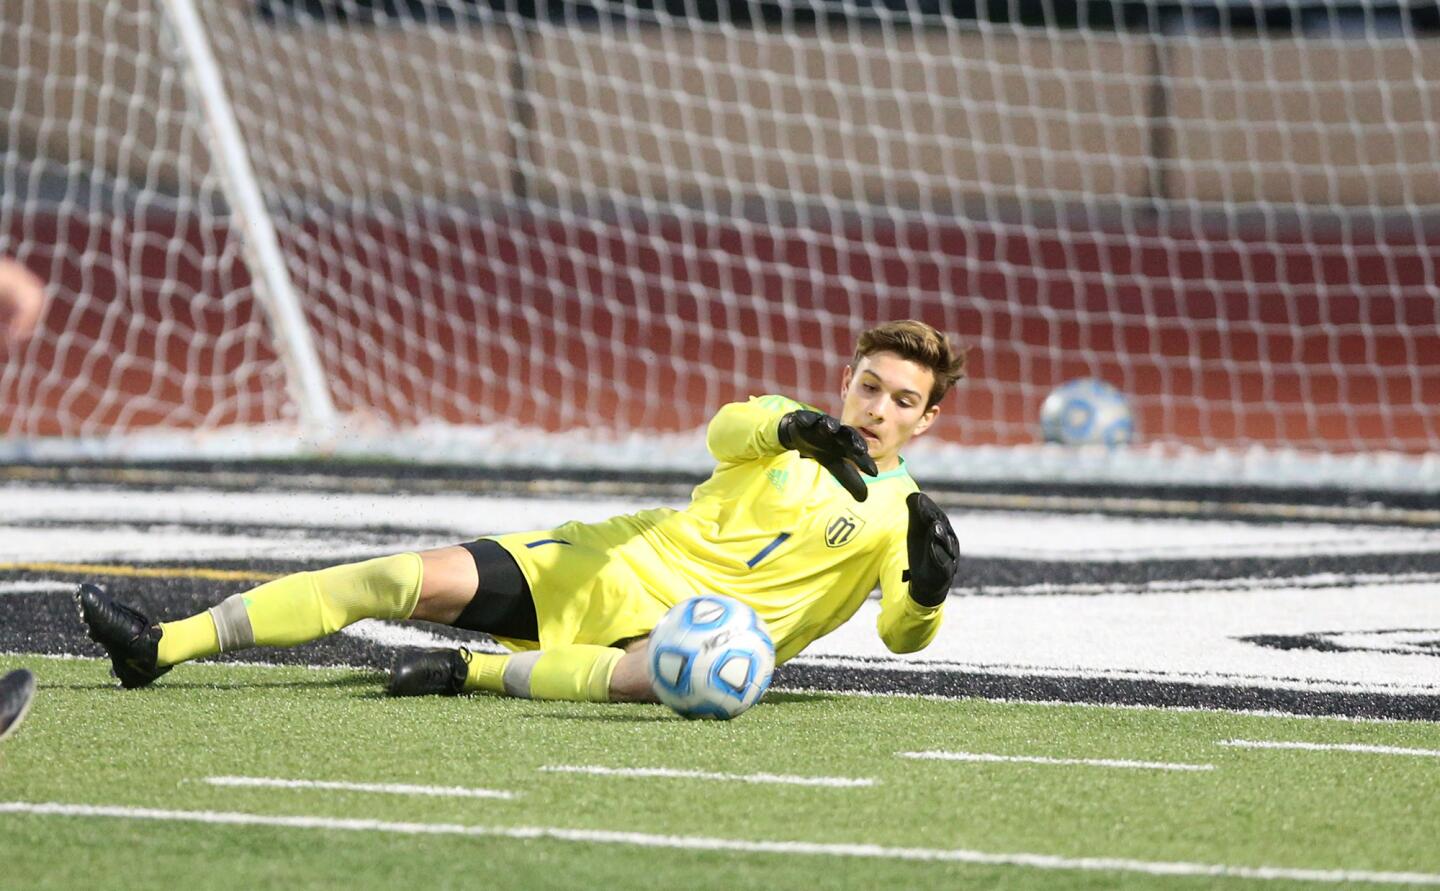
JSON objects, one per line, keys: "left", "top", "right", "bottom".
{"left": 410, "top": 546, "right": 481, "bottom": 625}
{"left": 609, "top": 639, "right": 657, "bottom": 703}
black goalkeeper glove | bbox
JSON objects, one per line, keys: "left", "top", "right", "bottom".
{"left": 902, "top": 492, "right": 959, "bottom": 607}
{"left": 777, "top": 410, "right": 878, "bottom": 502}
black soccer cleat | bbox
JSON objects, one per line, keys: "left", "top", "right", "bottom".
{"left": 75, "top": 583, "right": 171, "bottom": 689}
{"left": 0, "top": 668, "right": 37, "bottom": 742}
{"left": 387, "top": 648, "right": 470, "bottom": 697}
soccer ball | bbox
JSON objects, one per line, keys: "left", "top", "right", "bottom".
{"left": 1040, "top": 378, "right": 1135, "bottom": 447}
{"left": 647, "top": 594, "right": 775, "bottom": 720}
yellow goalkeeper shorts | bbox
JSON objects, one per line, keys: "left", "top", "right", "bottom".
{"left": 485, "top": 522, "right": 672, "bottom": 653}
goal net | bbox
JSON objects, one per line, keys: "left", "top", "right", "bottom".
{"left": 2, "top": 1, "right": 1437, "bottom": 488}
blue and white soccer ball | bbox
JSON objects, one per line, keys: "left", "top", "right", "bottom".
{"left": 1040, "top": 379, "right": 1135, "bottom": 447}
{"left": 647, "top": 594, "right": 775, "bottom": 720}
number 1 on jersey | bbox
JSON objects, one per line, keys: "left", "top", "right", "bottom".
{"left": 745, "top": 532, "right": 791, "bottom": 568}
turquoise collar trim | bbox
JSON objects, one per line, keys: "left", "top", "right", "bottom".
{"left": 864, "top": 457, "right": 911, "bottom": 483}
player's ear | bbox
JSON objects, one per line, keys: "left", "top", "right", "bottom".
{"left": 840, "top": 364, "right": 854, "bottom": 399}
{"left": 911, "top": 404, "right": 940, "bottom": 437}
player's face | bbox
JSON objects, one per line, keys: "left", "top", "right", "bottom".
{"left": 839, "top": 351, "right": 939, "bottom": 471}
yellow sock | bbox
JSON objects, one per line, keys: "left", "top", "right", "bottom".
{"left": 462, "top": 651, "right": 508, "bottom": 694}
{"left": 156, "top": 612, "right": 220, "bottom": 667}
{"left": 463, "top": 646, "right": 622, "bottom": 702}
{"left": 529, "top": 646, "right": 622, "bottom": 701}
{"left": 166, "top": 553, "right": 423, "bottom": 660}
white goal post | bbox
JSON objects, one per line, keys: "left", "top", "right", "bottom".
{"left": 1, "top": 0, "right": 1437, "bottom": 489}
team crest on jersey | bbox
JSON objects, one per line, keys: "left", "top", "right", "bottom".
{"left": 825, "top": 510, "right": 865, "bottom": 548}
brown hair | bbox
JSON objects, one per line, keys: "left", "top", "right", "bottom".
{"left": 854, "top": 320, "right": 967, "bottom": 408}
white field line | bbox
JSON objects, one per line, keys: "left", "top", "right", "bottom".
{"left": 1220, "top": 740, "right": 1440, "bottom": 758}
{"left": 2, "top": 802, "right": 1437, "bottom": 886}
{"left": 203, "top": 776, "right": 517, "bottom": 800}
{"left": 779, "top": 685, "right": 1421, "bottom": 725}
{"left": 898, "top": 751, "right": 1215, "bottom": 772}
{"left": 950, "top": 570, "right": 1440, "bottom": 598}
{"left": 792, "top": 653, "right": 1440, "bottom": 695}
{"left": 0, "top": 581, "right": 77, "bottom": 595}
{"left": 539, "top": 765, "right": 875, "bottom": 787}
{"left": 338, "top": 620, "right": 508, "bottom": 654}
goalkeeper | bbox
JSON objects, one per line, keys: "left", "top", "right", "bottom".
{"left": 78, "top": 320, "right": 965, "bottom": 704}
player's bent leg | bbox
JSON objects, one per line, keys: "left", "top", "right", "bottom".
{"left": 389, "top": 640, "right": 656, "bottom": 704}
{"left": 390, "top": 539, "right": 656, "bottom": 703}
{"left": 393, "top": 645, "right": 620, "bottom": 701}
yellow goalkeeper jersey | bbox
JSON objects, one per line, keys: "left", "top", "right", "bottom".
{"left": 500, "top": 394, "right": 944, "bottom": 663}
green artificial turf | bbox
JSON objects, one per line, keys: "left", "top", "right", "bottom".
{"left": 2, "top": 655, "right": 1438, "bottom": 889}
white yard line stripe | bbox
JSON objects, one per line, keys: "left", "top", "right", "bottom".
{"left": 950, "top": 570, "right": 1440, "bottom": 598}
{"left": 794, "top": 654, "right": 1440, "bottom": 694}
{"left": 338, "top": 621, "right": 507, "bottom": 654}
{"left": 1220, "top": 740, "right": 1440, "bottom": 758}
{"left": 785, "top": 686, "right": 1421, "bottom": 724}
{"left": 203, "top": 776, "right": 517, "bottom": 800}
{"left": 0, "top": 581, "right": 77, "bottom": 595}
{"left": 539, "top": 765, "right": 875, "bottom": 787}
{"left": 898, "top": 751, "right": 1215, "bottom": 772}
{"left": 1, "top": 801, "right": 1436, "bottom": 886}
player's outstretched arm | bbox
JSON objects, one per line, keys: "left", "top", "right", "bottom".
{"left": 778, "top": 410, "right": 878, "bottom": 501}
{"left": 876, "top": 494, "right": 956, "bottom": 653}
{"left": 902, "top": 492, "right": 959, "bottom": 607}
